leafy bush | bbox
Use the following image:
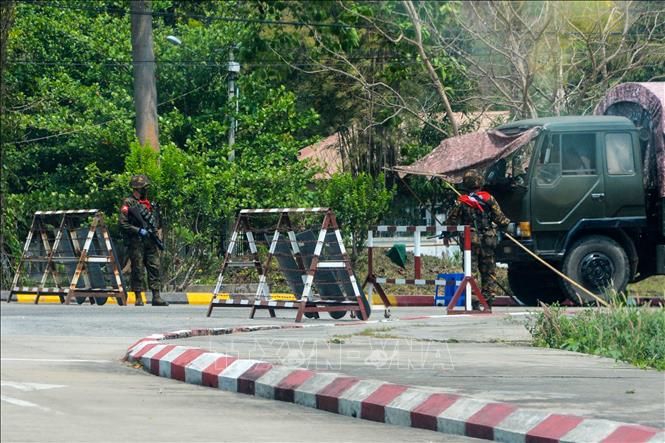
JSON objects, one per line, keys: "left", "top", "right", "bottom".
{"left": 527, "top": 304, "right": 665, "bottom": 370}
{"left": 317, "top": 172, "right": 395, "bottom": 263}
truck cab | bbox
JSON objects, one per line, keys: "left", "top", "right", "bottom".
{"left": 489, "top": 116, "right": 663, "bottom": 305}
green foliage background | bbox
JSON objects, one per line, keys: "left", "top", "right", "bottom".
{"left": 2, "top": 1, "right": 661, "bottom": 289}
{"left": 1, "top": 1, "right": 447, "bottom": 288}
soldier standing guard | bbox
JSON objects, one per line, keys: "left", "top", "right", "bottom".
{"left": 119, "top": 174, "right": 168, "bottom": 306}
{"left": 447, "top": 170, "right": 510, "bottom": 307}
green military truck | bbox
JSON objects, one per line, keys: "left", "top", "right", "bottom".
{"left": 486, "top": 83, "right": 664, "bottom": 305}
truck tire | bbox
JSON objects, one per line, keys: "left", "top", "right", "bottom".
{"left": 507, "top": 264, "right": 567, "bottom": 306}
{"left": 561, "top": 235, "right": 629, "bottom": 305}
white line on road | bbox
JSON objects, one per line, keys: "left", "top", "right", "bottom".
{"left": 1, "top": 358, "right": 112, "bottom": 363}
{"left": 1, "top": 395, "right": 52, "bottom": 412}
{"left": 1, "top": 381, "right": 66, "bottom": 391}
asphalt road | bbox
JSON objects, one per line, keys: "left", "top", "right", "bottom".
{"left": 180, "top": 308, "right": 665, "bottom": 428}
{"left": 1, "top": 304, "right": 482, "bottom": 442}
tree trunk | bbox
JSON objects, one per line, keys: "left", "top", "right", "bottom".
{"left": 130, "top": 0, "right": 159, "bottom": 151}
{"left": 403, "top": 0, "right": 459, "bottom": 136}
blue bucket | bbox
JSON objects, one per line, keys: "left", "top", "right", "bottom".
{"left": 434, "top": 273, "right": 464, "bottom": 307}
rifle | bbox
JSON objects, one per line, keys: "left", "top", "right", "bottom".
{"left": 128, "top": 204, "right": 165, "bottom": 251}
{"left": 427, "top": 231, "right": 458, "bottom": 241}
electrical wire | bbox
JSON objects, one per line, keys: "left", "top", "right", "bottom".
{"left": 9, "top": 84, "right": 207, "bottom": 145}
{"left": 22, "top": 1, "right": 373, "bottom": 29}
{"left": 10, "top": 56, "right": 662, "bottom": 68}
{"left": 6, "top": 56, "right": 418, "bottom": 68}
{"left": 20, "top": 1, "right": 665, "bottom": 37}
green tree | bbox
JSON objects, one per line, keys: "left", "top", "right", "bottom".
{"left": 1, "top": 1, "right": 323, "bottom": 289}
{"left": 317, "top": 172, "right": 395, "bottom": 263}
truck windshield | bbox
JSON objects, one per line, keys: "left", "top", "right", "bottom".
{"left": 486, "top": 138, "right": 536, "bottom": 186}
{"left": 510, "top": 138, "right": 536, "bottom": 178}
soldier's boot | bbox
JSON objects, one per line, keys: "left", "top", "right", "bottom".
{"left": 478, "top": 293, "right": 494, "bottom": 312}
{"left": 134, "top": 291, "right": 144, "bottom": 306}
{"left": 151, "top": 289, "right": 169, "bottom": 306}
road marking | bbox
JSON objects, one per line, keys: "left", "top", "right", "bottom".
{"left": 1, "top": 395, "right": 52, "bottom": 412}
{"left": 1, "top": 381, "right": 66, "bottom": 391}
{"left": 1, "top": 358, "right": 112, "bottom": 363}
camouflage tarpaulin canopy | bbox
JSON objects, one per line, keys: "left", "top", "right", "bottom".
{"left": 594, "top": 82, "right": 665, "bottom": 198}
{"left": 393, "top": 127, "right": 541, "bottom": 182}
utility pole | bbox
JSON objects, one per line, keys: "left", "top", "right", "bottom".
{"left": 130, "top": 0, "right": 159, "bottom": 151}
{"left": 227, "top": 45, "right": 240, "bottom": 161}
{"left": 0, "top": 0, "right": 15, "bottom": 287}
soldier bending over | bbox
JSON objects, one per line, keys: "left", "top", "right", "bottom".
{"left": 447, "top": 170, "right": 510, "bottom": 308}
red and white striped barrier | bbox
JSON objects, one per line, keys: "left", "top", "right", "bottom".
{"left": 239, "top": 207, "right": 329, "bottom": 214}
{"left": 125, "top": 331, "right": 664, "bottom": 443}
{"left": 366, "top": 225, "right": 484, "bottom": 312}
{"left": 208, "top": 208, "right": 383, "bottom": 321}
{"left": 8, "top": 210, "right": 127, "bottom": 305}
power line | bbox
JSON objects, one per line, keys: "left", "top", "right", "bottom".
{"left": 19, "top": 0, "right": 665, "bottom": 38}
{"left": 9, "top": 84, "right": 207, "bottom": 145}
{"left": 23, "top": 1, "right": 373, "bottom": 30}
{"left": 6, "top": 57, "right": 420, "bottom": 68}
{"left": 8, "top": 56, "right": 663, "bottom": 69}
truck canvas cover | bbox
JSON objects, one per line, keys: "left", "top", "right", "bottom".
{"left": 393, "top": 126, "right": 541, "bottom": 182}
{"left": 595, "top": 82, "right": 665, "bottom": 197}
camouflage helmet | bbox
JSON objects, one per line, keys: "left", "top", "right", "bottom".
{"left": 462, "top": 169, "right": 484, "bottom": 190}
{"left": 130, "top": 174, "right": 150, "bottom": 189}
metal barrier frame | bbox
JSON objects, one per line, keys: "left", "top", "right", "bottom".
{"left": 206, "top": 208, "right": 385, "bottom": 322}
{"left": 364, "top": 224, "right": 489, "bottom": 313}
{"left": 8, "top": 210, "right": 127, "bottom": 305}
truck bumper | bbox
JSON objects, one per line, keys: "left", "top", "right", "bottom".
{"left": 496, "top": 238, "right": 563, "bottom": 264}
{"left": 496, "top": 238, "right": 535, "bottom": 263}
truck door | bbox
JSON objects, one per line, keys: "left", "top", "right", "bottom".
{"left": 603, "top": 131, "right": 645, "bottom": 218}
{"left": 531, "top": 132, "right": 604, "bottom": 250}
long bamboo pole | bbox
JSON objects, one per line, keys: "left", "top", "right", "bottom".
{"left": 387, "top": 168, "right": 609, "bottom": 307}
{"left": 503, "top": 232, "right": 608, "bottom": 307}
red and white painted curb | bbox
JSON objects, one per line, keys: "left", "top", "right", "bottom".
{"left": 125, "top": 327, "right": 663, "bottom": 443}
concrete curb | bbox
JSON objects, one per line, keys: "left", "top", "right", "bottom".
{"left": 125, "top": 327, "right": 663, "bottom": 443}
{"left": 0, "top": 290, "right": 519, "bottom": 307}
{"left": 0, "top": 291, "right": 294, "bottom": 305}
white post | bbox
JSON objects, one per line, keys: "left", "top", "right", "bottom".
{"left": 414, "top": 229, "right": 422, "bottom": 279}
{"left": 463, "top": 226, "right": 472, "bottom": 311}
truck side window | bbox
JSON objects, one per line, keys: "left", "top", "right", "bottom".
{"left": 561, "top": 133, "right": 596, "bottom": 175}
{"left": 605, "top": 133, "right": 635, "bottom": 175}
{"left": 536, "top": 134, "right": 561, "bottom": 185}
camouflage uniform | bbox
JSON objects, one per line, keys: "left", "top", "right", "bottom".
{"left": 447, "top": 170, "right": 510, "bottom": 304}
{"left": 119, "top": 175, "right": 167, "bottom": 306}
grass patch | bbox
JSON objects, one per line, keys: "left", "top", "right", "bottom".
{"left": 627, "top": 275, "right": 665, "bottom": 297}
{"left": 527, "top": 304, "right": 665, "bottom": 370}
{"left": 354, "top": 326, "right": 400, "bottom": 339}
{"left": 326, "top": 326, "right": 400, "bottom": 344}
{"left": 327, "top": 335, "right": 348, "bottom": 345}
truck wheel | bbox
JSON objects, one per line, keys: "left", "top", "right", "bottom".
{"left": 508, "top": 264, "right": 566, "bottom": 306}
{"left": 561, "top": 235, "right": 629, "bottom": 305}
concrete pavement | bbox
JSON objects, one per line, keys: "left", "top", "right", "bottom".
{"left": 0, "top": 304, "right": 482, "bottom": 442}
{"left": 2, "top": 303, "right": 663, "bottom": 442}
{"left": 125, "top": 332, "right": 663, "bottom": 442}
{"left": 172, "top": 314, "right": 665, "bottom": 427}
